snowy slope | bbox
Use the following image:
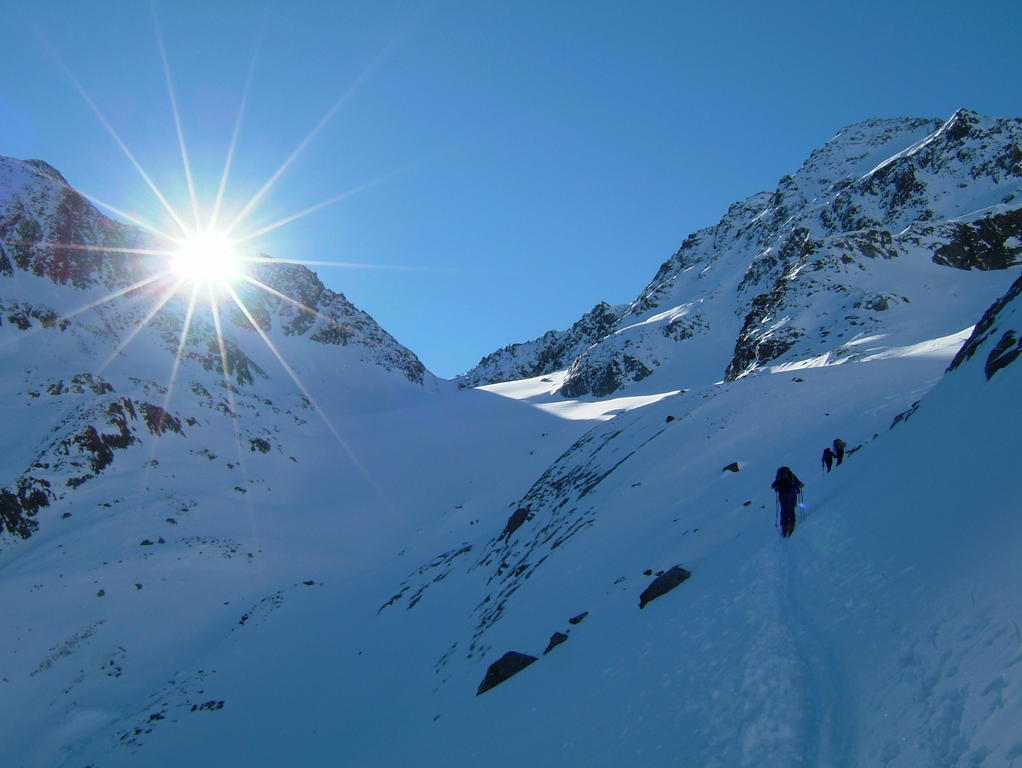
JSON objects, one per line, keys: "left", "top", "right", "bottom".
{"left": 0, "top": 154, "right": 600, "bottom": 766}
{"left": 3, "top": 116, "right": 1022, "bottom": 768}
{"left": 30, "top": 273, "right": 1019, "bottom": 768}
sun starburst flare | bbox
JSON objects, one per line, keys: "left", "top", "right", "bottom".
{"left": 19, "top": 11, "right": 427, "bottom": 519}
{"left": 170, "top": 232, "right": 243, "bottom": 286}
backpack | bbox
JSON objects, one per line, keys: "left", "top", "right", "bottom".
{"left": 773, "top": 466, "right": 799, "bottom": 493}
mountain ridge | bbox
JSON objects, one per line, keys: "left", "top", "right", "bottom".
{"left": 460, "top": 108, "right": 1022, "bottom": 395}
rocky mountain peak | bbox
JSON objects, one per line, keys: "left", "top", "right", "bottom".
{"left": 462, "top": 109, "right": 1022, "bottom": 397}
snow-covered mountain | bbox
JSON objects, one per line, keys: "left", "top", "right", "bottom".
{"left": 455, "top": 300, "right": 626, "bottom": 388}
{"left": 0, "top": 154, "right": 438, "bottom": 543}
{"left": 462, "top": 108, "right": 1022, "bottom": 397}
{"left": 2, "top": 109, "right": 1021, "bottom": 768}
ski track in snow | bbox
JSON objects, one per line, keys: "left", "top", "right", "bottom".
{"left": 781, "top": 535, "right": 859, "bottom": 768}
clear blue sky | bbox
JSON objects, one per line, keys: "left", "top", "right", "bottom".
{"left": 1, "top": 0, "right": 1020, "bottom": 377}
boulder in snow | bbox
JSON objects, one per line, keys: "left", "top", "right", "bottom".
{"left": 639, "top": 565, "right": 692, "bottom": 609}
{"left": 500, "top": 507, "right": 533, "bottom": 539}
{"left": 477, "top": 651, "right": 538, "bottom": 695}
{"left": 543, "top": 632, "right": 569, "bottom": 655}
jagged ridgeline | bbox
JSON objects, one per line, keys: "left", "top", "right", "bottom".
{"left": 0, "top": 155, "right": 437, "bottom": 542}
{"left": 458, "top": 109, "right": 1022, "bottom": 394}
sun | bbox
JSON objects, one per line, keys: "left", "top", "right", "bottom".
{"left": 170, "top": 232, "right": 242, "bottom": 285}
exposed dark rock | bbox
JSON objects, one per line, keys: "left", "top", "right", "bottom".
{"left": 476, "top": 651, "right": 538, "bottom": 695}
{"left": 560, "top": 353, "right": 654, "bottom": 398}
{"left": 948, "top": 273, "right": 1022, "bottom": 374}
{"left": 933, "top": 209, "right": 1022, "bottom": 271}
{"left": 139, "top": 403, "right": 182, "bottom": 436}
{"left": 73, "top": 427, "right": 117, "bottom": 475}
{"left": 248, "top": 437, "right": 271, "bottom": 454}
{"left": 722, "top": 462, "right": 740, "bottom": 473}
{"left": 663, "top": 313, "right": 709, "bottom": 342}
{"left": 639, "top": 565, "right": 692, "bottom": 609}
{"left": 891, "top": 401, "right": 921, "bottom": 428}
{"left": 665, "top": 415, "right": 675, "bottom": 423}
{"left": 190, "top": 700, "right": 225, "bottom": 712}
{"left": 830, "top": 229, "right": 899, "bottom": 260}
{"left": 500, "top": 507, "right": 533, "bottom": 540}
{"left": 543, "top": 632, "right": 569, "bottom": 655}
{"left": 985, "top": 330, "right": 1022, "bottom": 379}
{"left": 726, "top": 228, "right": 821, "bottom": 380}
{"left": 198, "top": 337, "right": 264, "bottom": 387}
{"left": 568, "top": 611, "right": 589, "bottom": 625}
{"left": 0, "top": 477, "right": 53, "bottom": 538}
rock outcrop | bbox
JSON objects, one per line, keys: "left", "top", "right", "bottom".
{"left": 476, "top": 651, "right": 538, "bottom": 695}
{"left": 639, "top": 566, "right": 692, "bottom": 609}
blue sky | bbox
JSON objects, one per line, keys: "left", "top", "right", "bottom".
{"left": 1, "top": 0, "right": 1020, "bottom": 377}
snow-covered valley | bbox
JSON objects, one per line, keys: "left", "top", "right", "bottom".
{"left": 2, "top": 109, "right": 1021, "bottom": 767}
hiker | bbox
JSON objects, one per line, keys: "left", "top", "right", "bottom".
{"left": 771, "top": 467, "right": 804, "bottom": 538}
{"left": 833, "top": 438, "right": 846, "bottom": 465}
{"left": 822, "top": 446, "right": 835, "bottom": 472}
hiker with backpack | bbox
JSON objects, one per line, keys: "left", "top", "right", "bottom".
{"left": 833, "top": 438, "right": 846, "bottom": 465}
{"left": 771, "top": 467, "right": 804, "bottom": 538}
{"left": 822, "top": 446, "right": 835, "bottom": 472}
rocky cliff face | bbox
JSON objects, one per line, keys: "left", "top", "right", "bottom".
{"left": 947, "top": 271, "right": 1022, "bottom": 379}
{"left": 463, "top": 109, "right": 1022, "bottom": 396}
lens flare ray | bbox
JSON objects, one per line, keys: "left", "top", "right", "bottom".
{"left": 238, "top": 273, "right": 347, "bottom": 330}
{"left": 224, "top": 284, "right": 396, "bottom": 514}
{"left": 0, "top": 270, "right": 176, "bottom": 350}
{"left": 160, "top": 283, "right": 200, "bottom": 417}
{"left": 0, "top": 239, "right": 174, "bottom": 259}
{"left": 209, "top": 10, "right": 266, "bottom": 233}
{"left": 241, "top": 256, "right": 457, "bottom": 273}
{"left": 207, "top": 284, "right": 257, "bottom": 530}
{"left": 96, "top": 279, "right": 186, "bottom": 374}
{"left": 229, "top": 171, "right": 399, "bottom": 246}
{"left": 41, "top": 39, "right": 192, "bottom": 238}
{"left": 222, "top": 38, "right": 397, "bottom": 239}
{"left": 151, "top": 1, "right": 202, "bottom": 234}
